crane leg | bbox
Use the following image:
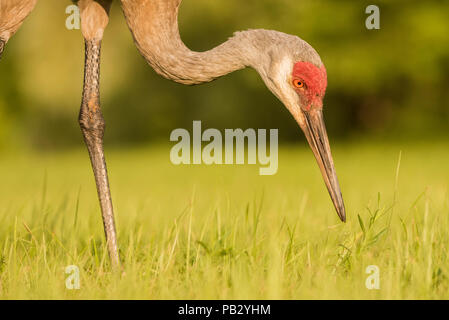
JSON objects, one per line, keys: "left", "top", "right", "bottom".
{"left": 0, "top": 39, "right": 5, "bottom": 60}
{"left": 79, "top": 39, "right": 120, "bottom": 269}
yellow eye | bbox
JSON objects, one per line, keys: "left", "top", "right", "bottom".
{"left": 293, "top": 79, "right": 304, "bottom": 88}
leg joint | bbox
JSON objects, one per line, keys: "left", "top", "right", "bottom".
{"left": 79, "top": 102, "right": 105, "bottom": 138}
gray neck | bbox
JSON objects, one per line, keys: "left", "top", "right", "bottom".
{"left": 121, "top": 0, "right": 274, "bottom": 85}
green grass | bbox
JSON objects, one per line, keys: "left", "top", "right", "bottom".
{"left": 0, "top": 141, "right": 448, "bottom": 299}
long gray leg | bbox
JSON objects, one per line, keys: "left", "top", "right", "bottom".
{"left": 0, "top": 38, "right": 5, "bottom": 60}
{"left": 79, "top": 39, "right": 120, "bottom": 269}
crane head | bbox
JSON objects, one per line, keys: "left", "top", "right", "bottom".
{"left": 291, "top": 61, "right": 327, "bottom": 112}
{"left": 261, "top": 45, "right": 346, "bottom": 222}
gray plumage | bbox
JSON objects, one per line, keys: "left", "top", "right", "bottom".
{"left": 120, "top": 0, "right": 323, "bottom": 85}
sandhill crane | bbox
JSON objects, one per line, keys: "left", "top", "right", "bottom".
{"left": 119, "top": 1, "right": 346, "bottom": 220}
{"left": 81, "top": 0, "right": 347, "bottom": 268}
{"left": 1, "top": 0, "right": 346, "bottom": 269}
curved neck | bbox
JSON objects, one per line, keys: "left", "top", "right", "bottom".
{"left": 120, "top": 0, "right": 268, "bottom": 85}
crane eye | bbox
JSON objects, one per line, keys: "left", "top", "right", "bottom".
{"left": 293, "top": 79, "right": 304, "bottom": 88}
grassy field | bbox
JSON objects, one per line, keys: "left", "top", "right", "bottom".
{"left": 0, "top": 141, "right": 448, "bottom": 299}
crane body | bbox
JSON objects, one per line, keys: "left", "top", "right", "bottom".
{"left": 0, "top": 0, "right": 37, "bottom": 58}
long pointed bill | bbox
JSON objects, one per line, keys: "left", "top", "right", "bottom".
{"left": 300, "top": 108, "right": 346, "bottom": 222}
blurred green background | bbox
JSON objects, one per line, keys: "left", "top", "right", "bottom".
{"left": 0, "top": 0, "right": 448, "bottom": 150}
{"left": 1, "top": 0, "right": 449, "bottom": 299}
